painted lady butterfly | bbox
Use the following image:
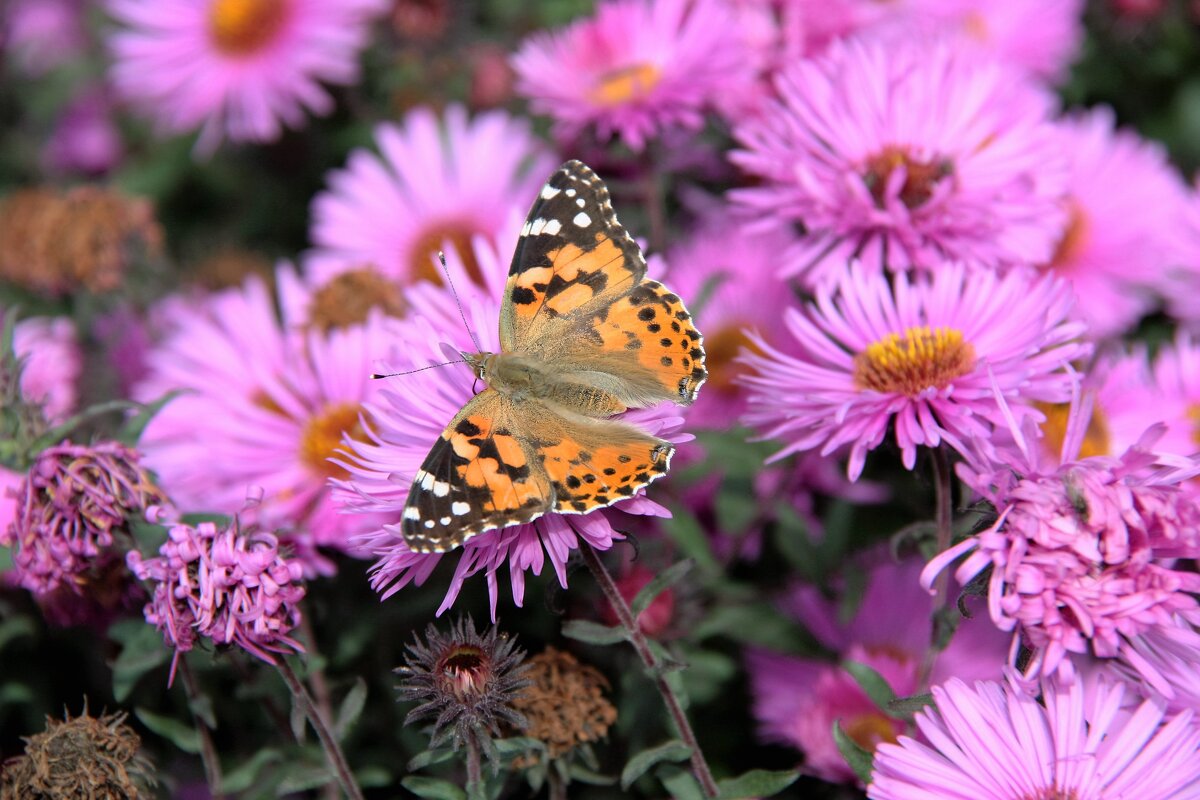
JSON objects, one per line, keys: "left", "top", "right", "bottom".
{"left": 402, "top": 160, "right": 707, "bottom": 553}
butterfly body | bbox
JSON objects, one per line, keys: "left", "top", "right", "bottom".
{"left": 402, "top": 161, "right": 706, "bottom": 553}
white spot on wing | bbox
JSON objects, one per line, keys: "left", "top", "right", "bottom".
{"left": 440, "top": 517, "right": 451, "bottom": 525}
{"left": 418, "top": 471, "right": 434, "bottom": 490}
{"left": 451, "top": 501, "right": 470, "bottom": 516}
{"left": 540, "top": 184, "right": 561, "bottom": 200}
{"left": 432, "top": 480, "right": 450, "bottom": 497}
{"left": 565, "top": 188, "right": 577, "bottom": 197}
{"left": 527, "top": 218, "right": 563, "bottom": 236}
{"left": 424, "top": 519, "right": 435, "bottom": 529}
{"left": 573, "top": 211, "right": 591, "bottom": 227}
{"left": 404, "top": 507, "right": 421, "bottom": 521}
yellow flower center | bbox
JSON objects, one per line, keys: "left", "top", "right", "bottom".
{"left": 409, "top": 220, "right": 486, "bottom": 286}
{"left": 308, "top": 267, "right": 407, "bottom": 331}
{"left": 843, "top": 711, "right": 899, "bottom": 753}
{"left": 861, "top": 146, "right": 953, "bottom": 210}
{"left": 1037, "top": 402, "right": 1111, "bottom": 459}
{"left": 1188, "top": 403, "right": 1200, "bottom": 447}
{"left": 962, "top": 11, "right": 991, "bottom": 41}
{"left": 299, "top": 402, "right": 368, "bottom": 480}
{"left": 853, "top": 326, "right": 976, "bottom": 396}
{"left": 208, "top": 0, "right": 289, "bottom": 56}
{"left": 1048, "top": 202, "right": 1090, "bottom": 270}
{"left": 589, "top": 63, "right": 661, "bottom": 106}
{"left": 702, "top": 323, "right": 757, "bottom": 395}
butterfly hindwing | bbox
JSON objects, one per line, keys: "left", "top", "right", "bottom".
{"left": 500, "top": 160, "right": 647, "bottom": 352}
{"left": 401, "top": 390, "right": 553, "bottom": 553}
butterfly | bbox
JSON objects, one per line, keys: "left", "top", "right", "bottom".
{"left": 402, "top": 160, "right": 707, "bottom": 553}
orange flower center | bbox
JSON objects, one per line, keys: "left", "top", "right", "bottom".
{"left": 208, "top": 0, "right": 289, "bottom": 56}
{"left": 1048, "top": 202, "right": 1090, "bottom": 270}
{"left": 702, "top": 324, "right": 757, "bottom": 394}
{"left": 308, "top": 267, "right": 407, "bottom": 331}
{"left": 853, "top": 326, "right": 976, "bottom": 396}
{"left": 409, "top": 220, "right": 486, "bottom": 286}
{"left": 299, "top": 402, "right": 368, "bottom": 480}
{"left": 1037, "top": 401, "right": 1111, "bottom": 459}
{"left": 589, "top": 63, "right": 661, "bottom": 106}
{"left": 861, "top": 147, "right": 952, "bottom": 210}
{"left": 843, "top": 711, "right": 899, "bottom": 753}
{"left": 1188, "top": 403, "right": 1200, "bottom": 447}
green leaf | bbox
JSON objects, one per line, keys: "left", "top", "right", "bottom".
{"left": 657, "top": 767, "right": 704, "bottom": 800}
{"left": 562, "top": 619, "right": 627, "bottom": 645}
{"left": 334, "top": 678, "right": 367, "bottom": 740}
{"left": 691, "top": 602, "right": 808, "bottom": 651}
{"left": 118, "top": 392, "right": 181, "bottom": 446}
{"left": 277, "top": 764, "right": 337, "bottom": 793}
{"left": 134, "top": 707, "right": 201, "bottom": 753}
{"left": 566, "top": 764, "right": 616, "bottom": 785}
{"left": 109, "top": 620, "right": 169, "bottom": 702}
{"left": 630, "top": 559, "right": 692, "bottom": 620}
{"left": 406, "top": 747, "right": 457, "bottom": 771}
{"left": 833, "top": 721, "right": 874, "bottom": 784}
{"left": 843, "top": 660, "right": 897, "bottom": 712}
{"left": 0, "top": 615, "right": 35, "bottom": 652}
{"left": 620, "top": 740, "right": 692, "bottom": 789}
{"left": 679, "top": 649, "right": 738, "bottom": 705}
{"left": 887, "top": 692, "right": 935, "bottom": 721}
{"left": 401, "top": 776, "right": 468, "bottom": 800}
{"left": 717, "top": 769, "right": 799, "bottom": 799}
{"left": 660, "top": 511, "right": 719, "bottom": 573}
{"left": 219, "top": 749, "right": 282, "bottom": 793}
{"left": 493, "top": 736, "right": 544, "bottom": 758}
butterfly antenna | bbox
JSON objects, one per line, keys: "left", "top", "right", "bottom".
{"left": 371, "top": 359, "right": 468, "bottom": 379}
{"left": 439, "top": 250, "right": 483, "bottom": 353}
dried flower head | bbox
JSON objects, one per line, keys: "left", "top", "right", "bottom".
{"left": 396, "top": 616, "right": 529, "bottom": 759}
{"left": 0, "top": 186, "right": 162, "bottom": 295}
{"left": 126, "top": 511, "right": 307, "bottom": 682}
{"left": 188, "top": 245, "right": 274, "bottom": 292}
{"left": 0, "top": 709, "right": 156, "bottom": 799}
{"left": 510, "top": 647, "right": 617, "bottom": 761}
{"left": 306, "top": 267, "right": 406, "bottom": 332}
{"left": 1, "top": 441, "right": 168, "bottom": 598}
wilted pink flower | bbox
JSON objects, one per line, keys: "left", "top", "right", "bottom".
{"left": 512, "top": 0, "right": 753, "bottom": 151}
{"left": 1, "top": 441, "right": 167, "bottom": 597}
{"left": 730, "top": 38, "right": 1066, "bottom": 286}
{"left": 924, "top": 397, "right": 1200, "bottom": 688}
{"left": 44, "top": 86, "right": 124, "bottom": 177}
{"left": 740, "top": 262, "right": 1088, "bottom": 480}
{"left": 307, "top": 105, "right": 553, "bottom": 287}
{"left": 135, "top": 266, "right": 393, "bottom": 575}
{"left": 868, "top": 672, "right": 1200, "bottom": 800}
{"left": 10, "top": 315, "right": 82, "bottom": 425}
{"left": 333, "top": 239, "right": 686, "bottom": 620}
{"left": 106, "top": 0, "right": 388, "bottom": 153}
{"left": 1041, "top": 107, "right": 1188, "bottom": 338}
{"left": 747, "top": 552, "right": 1007, "bottom": 783}
{"left": 127, "top": 510, "right": 305, "bottom": 681}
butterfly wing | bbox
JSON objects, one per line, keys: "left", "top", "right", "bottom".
{"left": 501, "top": 160, "right": 707, "bottom": 407}
{"left": 401, "top": 389, "right": 554, "bottom": 553}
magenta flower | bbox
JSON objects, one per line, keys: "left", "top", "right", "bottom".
{"left": 1150, "top": 333, "right": 1200, "bottom": 465}
{"left": 332, "top": 240, "right": 685, "bottom": 620}
{"left": 127, "top": 510, "right": 305, "bottom": 681}
{"left": 1, "top": 441, "right": 167, "bottom": 597}
{"left": 512, "top": 0, "right": 753, "bottom": 151}
{"left": 106, "top": 0, "right": 388, "bottom": 153}
{"left": 868, "top": 672, "right": 1200, "bottom": 800}
{"left": 44, "top": 86, "right": 124, "bottom": 177}
{"left": 306, "top": 105, "right": 554, "bottom": 286}
{"left": 11, "top": 315, "right": 81, "bottom": 425}
{"left": 924, "top": 398, "right": 1200, "bottom": 688}
{"left": 747, "top": 553, "right": 1007, "bottom": 783}
{"left": 740, "top": 262, "right": 1088, "bottom": 480}
{"left": 730, "top": 37, "right": 1066, "bottom": 287}
{"left": 1041, "top": 107, "right": 1188, "bottom": 339}
{"left": 134, "top": 266, "right": 394, "bottom": 575}
{"left": 4, "top": 0, "right": 88, "bottom": 76}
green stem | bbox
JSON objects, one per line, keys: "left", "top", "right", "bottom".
{"left": 177, "top": 656, "right": 226, "bottom": 800}
{"left": 580, "top": 544, "right": 719, "bottom": 798}
{"left": 276, "top": 658, "right": 364, "bottom": 800}
{"left": 919, "top": 445, "right": 955, "bottom": 688}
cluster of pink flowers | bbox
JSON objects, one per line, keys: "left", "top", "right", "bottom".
{"left": 127, "top": 510, "right": 306, "bottom": 679}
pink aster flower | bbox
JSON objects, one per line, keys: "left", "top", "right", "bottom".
{"left": 127, "top": 509, "right": 305, "bottom": 681}
{"left": 306, "top": 104, "right": 554, "bottom": 287}
{"left": 333, "top": 239, "right": 686, "bottom": 620}
{"left": 1113, "top": 616, "right": 1200, "bottom": 714}
{"left": 134, "top": 266, "right": 393, "bottom": 575}
{"left": 923, "top": 396, "right": 1200, "bottom": 689}
{"left": 512, "top": 0, "right": 754, "bottom": 152}
{"left": 748, "top": 552, "right": 1007, "bottom": 783}
{"left": 1164, "top": 184, "right": 1200, "bottom": 328}
{"left": 1, "top": 441, "right": 167, "bottom": 597}
{"left": 4, "top": 0, "right": 88, "bottom": 76}
{"left": 662, "top": 217, "right": 795, "bottom": 427}
{"left": 43, "top": 85, "right": 124, "bottom": 177}
{"left": 730, "top": 37, "right": 1067, "bottom": 287}
{"left": 868, "top": 671, "right": 1200, "bottom": 800}
{"left": 740, "top": 261, "right": 1088, "bottom": 480}
{"left": 1150, "top": 332, "right": 1200, "bottom": 460}
{"left": 1039, "top": 107, "right": 1188, "bottom": 339}
{"left": 11, "top": 315, "right": 82, "bottom": 425}
{"left": 106, "top": 0, "right": 388, "bottom": 153}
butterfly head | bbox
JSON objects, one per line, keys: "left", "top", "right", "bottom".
{"left": 462, "top": 351, "right": 495, "bottom": 383}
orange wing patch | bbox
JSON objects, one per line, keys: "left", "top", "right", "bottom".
{"left": 539, "top": 431, "right": 674, "bottom": 514}
{"left": 589, "top": 279, "right": 707, "bottom": 405}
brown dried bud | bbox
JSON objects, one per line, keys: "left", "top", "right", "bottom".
{"left": 308, "top": 267, "right": 407, "bottom": 331}
{"left": 511, "top": 647, "right": 617, "bottom": 760}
